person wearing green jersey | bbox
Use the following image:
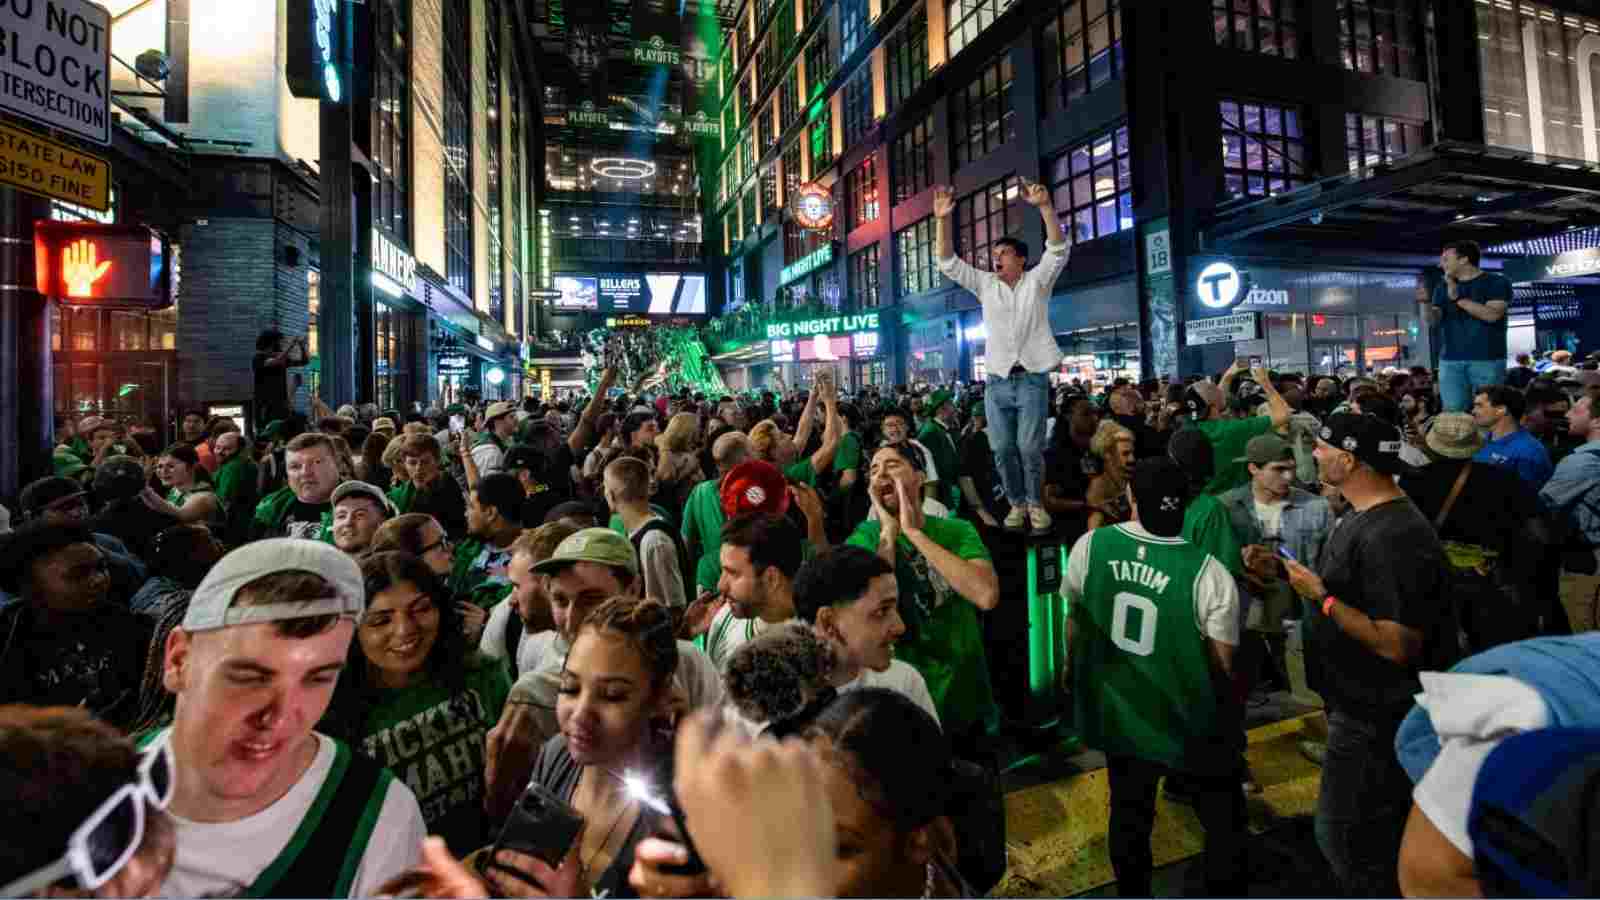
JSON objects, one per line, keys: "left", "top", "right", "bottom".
{"left": 146, "top": 444, "right": 226, "bottom": 532}
{"left": 1182, "top": 361, "right": 1292, "bottom": 496}
{"left": 847, "top": 441, "right": 1000, "bottom": 752}
{"left": 680, "top": 431, "right": 752, "bottom": 600}
{"left": 1064, "top": 457, "right": 1245, "bottom": 898}
{"left": 324, "top": 552, "right": 510, "bottom": 857}
{"left": 210, "top": 431, "right": 258, "bottom": 545}
{"left": 448, "top": 474, "right": 526, "bottom": 622}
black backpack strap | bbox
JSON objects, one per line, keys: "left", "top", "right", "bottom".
{"left": 631, "top": 519, "right": 695, "bottom": 603}
{"left": 247, "top": 740, "right": 394, "bottom": 898}
{"left": 504, "top": 607, "right": 525, "bottom": 678}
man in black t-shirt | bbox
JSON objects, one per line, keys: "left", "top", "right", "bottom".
{"left": 503, "top": 436, "right": 574, "bottom": 529}
{"left": 251, "top": 329, "right": 308, "bottom": 427}
{"left": 1282, "top": 414, "right": 1452, "bottom": 899}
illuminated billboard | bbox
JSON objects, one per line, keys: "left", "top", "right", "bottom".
{"left": 552, "top": 272, "right": 707, "bottom": 315}
{"left": 796, "top": 334, "right": 852, "bottom": 362}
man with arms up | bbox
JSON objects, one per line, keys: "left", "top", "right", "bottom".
{"left": 1421, "top": 241, "right": 1511, "bottom": 412}
{"left": 935, "top": 179, "right": 1071, "bottom": 534}
{"left": 151, "top": 539, "right": 426, "bottom": 897}
{"left": 1065, "top": 458, "right": 1245, "bottom": 898}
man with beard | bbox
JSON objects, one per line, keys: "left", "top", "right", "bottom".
{"left": 1107, "top": 384, "right": 1168, "bottom": 459}
{"left": 704, "top": 514, "right": 804, "bottom": 668}
{"left": 1282, "top": 414, "right": 1454, "bottom": 897}
{"left": 148, "top": 539, "right": 426, "bottom": 896}
{"left": 212, "top": 430, "right": 259, "bottom": 545}
{"left": 251, "top": 433, "right": 341, "bottom": 541}
{"left": 847, "top": 442, "right": 999, "bottom": 752}
{"left": 0, "top": 523, "right": 154, "bottom": 730}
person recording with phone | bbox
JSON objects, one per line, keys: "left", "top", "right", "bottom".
{"left": 252, "top": 330, "right": 309, "bottom": 429}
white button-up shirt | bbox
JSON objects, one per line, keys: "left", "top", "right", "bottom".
{"left": 938, "top": 240, "right": 1071, "bottom": 375}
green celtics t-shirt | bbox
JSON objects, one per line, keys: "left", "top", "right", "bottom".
{"left": 680, "top": 479, "right": 725, "bottom": 594}
{"left": 784, "top": 458, "right": 816, "bottom": 486}
{"left": 846, "top": 516, "right": 999, "bottom": 738}
{"left": 358, "top": 655, "right": 511, "bottom": 855}
{"left": 1193, "top": 416, "right": 1274, "bottom": 496}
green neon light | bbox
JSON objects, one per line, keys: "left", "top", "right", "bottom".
{"left": 764, "top": 308, "right": 876, "bottom": 338}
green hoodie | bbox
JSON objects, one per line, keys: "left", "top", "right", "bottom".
{"left": 447, "top": 537, "right": 515, "bottom": 609}
{"left": 251, "top": 486, "right": 335, "bottom": 542}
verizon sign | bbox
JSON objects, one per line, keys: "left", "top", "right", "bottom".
{"left": 1502, "top": 246, "right": 1600, "bottom": 285}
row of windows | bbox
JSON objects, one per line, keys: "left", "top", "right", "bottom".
{"left": 484, "top": 0, "right": 503, "bottom": 324}
{"left": 845, "top": 153, "right": 879, "bottom": 230}
{"left": 1213, "top": 0, "right": 1422, "bottom": 79}
{"left": 441, "top": 0, "right": 473, "bottom": 300}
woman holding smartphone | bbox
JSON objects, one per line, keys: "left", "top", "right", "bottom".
{"left": 480, "top": 596, "right": 678, "bottom": 899}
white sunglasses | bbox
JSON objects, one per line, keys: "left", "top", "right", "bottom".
{"left": 0, "top": 736, "right": 174, "bottom": 895}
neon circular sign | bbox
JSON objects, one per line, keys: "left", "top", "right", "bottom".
{"left": 1195, "top": 261, "right": 1245, "bottom": 309}
{"left": 791, "top": 183, "right": 834, "bottom": 231}
{"left": 590, "top": 158, "right": 657, "bottom": 180}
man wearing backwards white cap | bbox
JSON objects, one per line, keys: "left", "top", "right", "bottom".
{"left": 148, "top": 539, "right": 426, "bottom": 898}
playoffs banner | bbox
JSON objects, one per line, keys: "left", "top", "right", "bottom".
{"left": 632, "top": 0, "right": 681, "bottom": 66}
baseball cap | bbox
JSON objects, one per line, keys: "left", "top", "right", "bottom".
{"left": 926, "top": 389, "right": 954, "bottom": 416}
{"left": 20, "top": 476, "right": 87, "bottom": 517}
{"left": 1235, "top": 433, "right": 1294, "bottom": 466}
{"left": 181, "top": 539, "right": 365, "bottom": 632}
{"left": 502, "top": 445, "right": 543, "bottom": 473}
{"left": 967, "top": 398, "right": 985, "bottom": 418}
{"left": 1319, "top": 413, "right": 1408, "bottom": 474}
{"left": 330, "top": 480, "right": 396, "bottom": 517}
{"left": 484, "top": 401, "right": 517, "bottom": 424}
{"left": 532, "top": 527, "right": 639, "bottom": 576}
{"left": 720, "top": 461, "right": 791, "bottom": 518}
{"left": 1130, "top": 458, "right": 1190, "bottom": 538}
{"left": 92, "top": 456, "right": 149, "bottom": 502}
{"left": 1422, "top": 412, "right": 1482, "bottom": 461}
{"left": 77, "top": 415, "right": 108, "bottom": 434}
{"left": 258, "top": 420, "right": 285, "bottom": 442}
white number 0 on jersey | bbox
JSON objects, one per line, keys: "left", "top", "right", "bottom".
{"left": 1111, "top": 592, "right": 1158, "bottom": 657}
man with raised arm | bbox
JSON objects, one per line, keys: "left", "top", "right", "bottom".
{"left": 934, "top": 180, "right": 1071, "bottom": 534}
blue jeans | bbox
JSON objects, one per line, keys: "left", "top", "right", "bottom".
{"left": 1315, "top": 710, "right": 1412, "bottom": 898}
{"left": 985, "top": 371, "right": 1049, "bottom": 505}
{"left": 1439, "top": 358, "right": 1503, "bottom": 412}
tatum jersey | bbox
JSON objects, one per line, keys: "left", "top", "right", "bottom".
{"left": 1065, "top": 522, "right": 1240, "bottom": 774}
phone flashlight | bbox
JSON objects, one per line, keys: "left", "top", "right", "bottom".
{"left": 1276, "top": 545, "right": 1296, "bottom": 562}
{"left": 622, "top": 772, "right": 707, "bottom": 876}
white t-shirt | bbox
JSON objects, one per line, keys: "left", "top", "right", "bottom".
{"left": 471, "top": 440, "right": 507, "bottom": 478}
{"left": 1253, "top": 498, "right": 1286, "bottom": 539}
{"left": 479, "top": 603, "right": 560, "bottom": 677}
{"left": 704, "top": 608, "right": 784, "bottom": 670}
{"left": 1409, "top": 672, "right": 1551, "bottom": 857}
{"left": 631, "top": 517, "right": 688, "bottom": 609}
{"left": 1064, "top": 521, "right": 1240, "bottom": 646}
{"left": 506, "top": 635, "right": 725, "bottom": 747}
{"left": 160, "top": 732, "right": 427, "bottom": 898}
{"left": 725, "top": 658, "right": 941, "bottom": 737}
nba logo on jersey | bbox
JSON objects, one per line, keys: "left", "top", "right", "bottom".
{"left": 1137, "top": 546, "right": 1146, "bottom": 560}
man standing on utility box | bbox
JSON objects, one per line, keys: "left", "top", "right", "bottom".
{"left": 935, "top": 179, "right": 1071, "bottom": 535}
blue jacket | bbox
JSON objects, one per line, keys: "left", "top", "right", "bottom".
{"left": 1216, "top": 484, "right": 1333, "bottom": 570}
{"left": 1540, "top": 442, "right": 1600, "bottom": 546}
{"left": 1396, "top": 634, "right": 1600, "bottom": 783}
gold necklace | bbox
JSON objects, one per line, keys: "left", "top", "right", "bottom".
{"left": 577, "top": 768, "right": 636, "bottom": 884}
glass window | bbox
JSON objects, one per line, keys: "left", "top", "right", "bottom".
{"left": 760, "top": 162, "right": 779, "bottom": 214}
{"left": 70, "top": 307, "right": 97, "bottom": 351}
{"left": 442, "top": 0, "right": 473, "bottom": 300}
{"left": 742, "top": 132, "right": 756, "bottom": 179}
{"left": 1345, "top": 113, "right": 1424, "bottom": 171}
{"left": 307, "top": 270, "right": 320, "bottom": 360}
{"left": 484, "top": 0, "right": 503, "bottom": 323}
{"left": 1338, "top": 0, "right": 1418, "bottom": 78}
{"left": 783, "top": 138, "right": 804, "bottom": 199}
{"left": 842, "top": 65, "right": 874, "bottom": 148}
{"left": 1047, "top": 124, "right": 1133, "bottom": 245}
{"left": 109, "top": 311, "right": 146, "bottom": 350}
{"left": 948, "top": 0, "right": 1016, "bottom": 59}
{"left": 785, "top": 219, "right": 828, "bottom": 263}
{"left": 1219, "top": 99, "right": 1309, "bottom": 199}
{"left": 885, "top": 7, "right": 929, "bottom": 111}
{"left": 781, "top": 65, "right": 801, "bottom": 130}
{"left": 846, "top": 152, "right": 879, "bottom": 229}
{"left": 1212, "top": 0, "right": 1300, "bottom": 58}
{"left": 849, "top": 244, "right": 881, "bottom": 309}
{"left": 841, "top": 0, "right": 869, "bottom": 57}
{"left": 742, "top": 187, "right": 757, "bottom": 234}
{"left": 810, "top": 99, "right": 835, "bottom": 170}
{"left": 1042, "top": 0, "right": 1122, "bottom": 112}
{"left": 150, "top": 305, "right": 176, "bottom": 351}
{"left": 775, "top": 0, "right": 796, "bottom": 55}
{"left": 509, "top": 56, "right": 525, "bottom": 336}
{"left": 804, "top": 0, "right": 825, "bottom": 25}
{"left": 891, "top": 113, "right": 935, "bottom": 204}
{"left": 806, "top": 27, "right": 835, "bottom": 96}
{"left": 372, "top": 0, "right": 409, "bottom": 240}
{"left": 896, "top": 216, "right": 941, "bottom": 296}
{"left": 951, "top": 53, "right": 1015, "bottom": 168}
{"left": 50, "top": 305, "right": 61, "bottom": 352}
{"left": 758, "top": 99, "right": 775, "bottom": 151}
{"left": 955, "top": 176, "right": 1021, "bottom": 270}
{"left": 758, "top": 37, "right": 777, "bottom": 93}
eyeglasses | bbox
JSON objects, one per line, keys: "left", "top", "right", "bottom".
{"left": 419, "top": 537, "right": 452, "bottom": 556}
{"left": 0, "top": 736, "right": 174, "bottom": 895}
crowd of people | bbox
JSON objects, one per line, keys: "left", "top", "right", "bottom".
{"left": 2, "top": 231, "right": 1600, "bottom": 899}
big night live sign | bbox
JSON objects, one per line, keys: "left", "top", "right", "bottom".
{"left": 766, "top": 312, "right": 877, "bottom": 339}
{"left": 34, "top": 221, "right": 168, "bottom": 306}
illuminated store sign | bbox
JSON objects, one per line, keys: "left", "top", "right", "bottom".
{"left": 371, "top": 229, "right": 416, "bottom": 294}
{"left": 765, "top": 311, "right": 877, "bottom": 339}
{"left": 779, "top": 244, "right": 834, "bottom": 286}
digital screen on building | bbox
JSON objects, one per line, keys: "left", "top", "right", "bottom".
{"left": 851, "top": 331, "right": 879, "bottom": 358}
{"left": 553, "top": 273, "right": 708, "bottom": 315}
{"left": 769, "top": 339, "right": 796, "bottom": 362}
{"left": 796, "top": 334, "right": 853, "bottom": 362}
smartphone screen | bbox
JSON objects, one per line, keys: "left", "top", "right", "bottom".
{"left": 1276, "top": 545, "right": 1296, "bottom": 562}
{"left": 1250, "top": 356, "right": 1263, "bottom": 367}
{"left": 449, "top": 415, "right": 465, "bottom": 433}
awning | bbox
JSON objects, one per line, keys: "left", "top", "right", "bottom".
{"left": 1203, "top": 142, "right": 1600, "bottom": 257}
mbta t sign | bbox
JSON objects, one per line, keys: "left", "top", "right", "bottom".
{"left": 1194, "top": 260, "right": 1252, "bottom": 310}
